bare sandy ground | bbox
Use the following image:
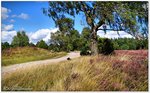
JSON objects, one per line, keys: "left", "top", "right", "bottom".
{"left": 2, "top": 52, "right": 80, "bottom": 77}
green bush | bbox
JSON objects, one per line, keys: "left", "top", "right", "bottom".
{"left": 136, "top": 39, "right": 148, "bottom": 49}
{"left": 143, "top": 39, "right": 148, "bottom": 49}
{"left": 98, "top": 38, "right": 114, "bottom": 55}
{"left": 80, "top": 44, "right": 90, "bottom": 56}
{"left": 128, "top": 43, "right": 136, "bottom": 50}
{"left": 120, "top": 44, "right": 129, "bottom": 50}
{"left": 36, "top": 40, "right": 48, "bottom": 49}
{"left": 113, "top": 42, "right": 120, "bottom": 50}
{"left": 2, "top": 42, "right": 10, "bottom": 50}
{"left": 29, "top": 43, "right": 35, "bottom": 47}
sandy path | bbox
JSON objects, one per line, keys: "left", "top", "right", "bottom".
{"left": 2, "top": 52, "right": 80, "bottom": 77}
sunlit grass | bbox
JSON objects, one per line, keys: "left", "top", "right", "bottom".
{"left": 2, "top": 50, "right": 148, "bottom": 91}
{"left": 2, "top": 47, "right": 67, "bottom": 66}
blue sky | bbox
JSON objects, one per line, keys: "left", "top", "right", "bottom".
{"left": 2, "top": 1, "right": 86, "bottom": 33}
{"left": 1, "top": 1, "right": 133, "bottom": 44}
{"left": 2, "top": 1, "right": 59, "bottom": 32}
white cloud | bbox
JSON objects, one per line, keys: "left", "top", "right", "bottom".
{"left": 10, "top": 19, "right": 15, "bottom": 23}
{"left": 11, "top": 13, "right": 29, "bottom": 19}
{"left": 2, "top": 30, "right": 17, "bottom": 44}
{"left": 2, "top": 24, "right": 14, "bottom": 31}
{"left": 29, "top": 28, "right": 58, "bottom": 44}
{"left": 97, "top": 24, "right": 133, "bottom": 38}
{"left": 1, "top": 27, "right": 58, "bottom": 44}
{"left": 1, "top": 7, "right": 11, "bottom": 20}
{"left": 1, "top": 23, "right": 16, "bottom": 44}
{"left": 18, "top": 13, "right": 29, "bottom": 19}
{"left": 43, "top": 33, "right": 51, "bottom": 43}
{"left": 97, "top": 30, "right": 133, "bottom": 38}
{"left": 11, "top": 15, "right": 17, "bottom": 18}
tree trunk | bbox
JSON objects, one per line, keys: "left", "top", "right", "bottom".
{"left": 90, "top": 29, "right": 98, "bottom": 55}
{"left": 91, "top": 38, "right": 98, "bottom": 55}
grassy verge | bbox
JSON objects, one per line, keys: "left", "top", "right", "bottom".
{"left": 2, "top": 50, "right": 148, "bottom": 91}
{"left": 2, "top": 47, "right": 67, "bottom": 66}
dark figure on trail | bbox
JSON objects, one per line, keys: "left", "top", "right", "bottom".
{"left": 67, "top": 57, "right": 71, "bottom": 60}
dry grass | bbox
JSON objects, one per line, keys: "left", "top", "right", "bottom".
{"left": 2, "top": 50, "right": 148, "bottom": 91}
{"left": 2, "top": 47, "right": 67, "bottom": 66}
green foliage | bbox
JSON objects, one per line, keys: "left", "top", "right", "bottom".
{"left": 98, "top": 38, "right": 114, "bottom": 55}
{"left": 79, "top": 27, "right": 91, "bottom": 55}
{"left": 128, "top": 43, "right": 136, "bottom": 50}
{"left": 80, "top": 44, "right": 90, "bottom": 56}
{"left": 69, "top": 30, "right": 80, "bottom": 51}
{"left": 67, "top": 44, "right": 73, "bottom": 51}
{"left": 113, "top": 42, "right": 120, "bottom": 50}
{"left": 136, "top": 39, "right": 148, "bottom": 49}
{"left": 29, "top": 42, "right": 35, "bottom": 47}
{"left": 120, "top": 44, "right": 129, "bottom": 50}
{"left": 48, "top": 44, "right": 60, "bottom": 52}
{"left": 49, "top": 18, "right": 80, "bottom": 52}
{"left": 50, "top": 30, "right": 80, "bottom": 52}
{"left": 11, "top": 31, "right": 29, "bottom": 47}
{"left": 36, "top": 40, "right": 48, "bottom": 49}
{"left": 81, "top": 27, "right": 91, "bottom": 41}
{"left": 143, "top": 39, "right": 148, "bottom": 49}
{"left": 56, "top": 18, "right": 74, "bottom": 32}
{"left": 112, "top": 38, "right": 148, "bottom": 50}
{"left": 2, "top": 42, "right": 10, "bottom": 50}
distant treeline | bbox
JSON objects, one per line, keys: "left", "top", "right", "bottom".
{"left": 111, "top": 38, "right": 148, "bottom": 50}
{"left": 2, "top": 29, "right": 148, "bottom": 55}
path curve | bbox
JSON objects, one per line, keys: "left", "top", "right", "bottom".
{"left": 2, "top": 52, "right": 80, "bottom": 77}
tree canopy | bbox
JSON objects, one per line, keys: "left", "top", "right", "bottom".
{"left": 49, "top": 18, "right": 80, "bottom": 52}
{"left": 44, "top": 1, "right": 148, "bottom": 38}
{"left": 2, "top": 42, "right": 10, "bottom": 50}
{"left": 36, "top": 40, "right": 48, "bottom": 49}
{"left": 11, "top": 31, "right": 29, "bottom": 47}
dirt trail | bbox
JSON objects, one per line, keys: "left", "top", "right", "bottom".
{"left": 2, "top": 52, "right": 80, "bottom": 77}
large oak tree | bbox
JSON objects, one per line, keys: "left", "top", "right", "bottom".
{"left": 43, "top": 1, "right": 148, "bottom": 55}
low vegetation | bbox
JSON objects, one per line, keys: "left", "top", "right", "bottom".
{"left": 2, "top": 47, "right": 67, "bottom": 66}
{"left": 2, "top": 50, "right": 148, "bottom": 91}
